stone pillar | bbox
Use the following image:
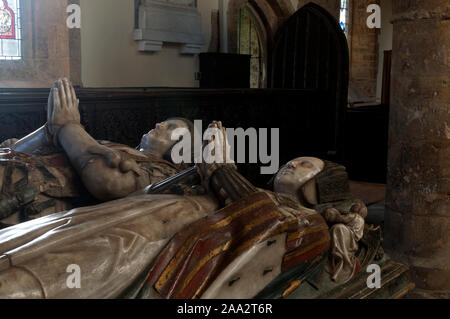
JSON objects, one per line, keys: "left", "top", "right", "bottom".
{"left": 385, "top": 0, "right": 450, "bottom": 292}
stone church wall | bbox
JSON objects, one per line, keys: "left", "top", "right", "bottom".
{"left": 0, "top": 0, "right": 80, "bottom": 88}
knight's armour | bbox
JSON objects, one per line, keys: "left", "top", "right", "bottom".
{"left": 0, "top": 142, "right": 195, "bottom": 227}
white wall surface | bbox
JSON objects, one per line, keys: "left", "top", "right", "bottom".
{"left": 80, "top": 0, "right": 218, "bottom": 87}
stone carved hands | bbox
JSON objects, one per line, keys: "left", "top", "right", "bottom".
{"left": 46, "top": 78, "right": 81, "bottom": 144}
{"left": 196, "top": 121, "right": 236, "bottom": 190}
{"left": 45, "top": 78, "right": 127, "bottom": 171}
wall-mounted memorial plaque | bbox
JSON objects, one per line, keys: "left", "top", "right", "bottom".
{"left": 134, "top": 0, "right": 205, "bottom": 54}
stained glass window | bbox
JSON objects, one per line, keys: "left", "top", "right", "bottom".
{"left": 0, "top": 0, "right": 21, "bottom": 60}
{"left": 339, "top": 0, "right": 350, "bottom": 37}
{"left": 238, "top": 6, "right": 263, "bottom": 88}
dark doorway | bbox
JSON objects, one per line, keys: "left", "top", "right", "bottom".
{"left": 269, "top": 3, "right": 350, "bottom": 163}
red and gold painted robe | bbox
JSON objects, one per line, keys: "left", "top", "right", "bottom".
{"left": 145, "top": 191, "right": 330, "bottom": 299}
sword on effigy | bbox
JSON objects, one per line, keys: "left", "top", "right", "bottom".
{"left": 141, "top": 166, "right": 201, "bottom": 195}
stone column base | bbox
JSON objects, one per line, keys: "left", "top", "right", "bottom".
{"left": 386, "top": 250, "right": 450, "bottom": 291}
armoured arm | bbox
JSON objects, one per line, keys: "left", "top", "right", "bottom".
{"left": 10, "top": 126, "right": 49, "bottom": 153}
{"left": 208, "top": 165, "right": 258, "bottom": 206}
{"left": 197, "top": 121, "right": 257, "bottom": 206}
{"left": 58, "top": 124, "right": 150, "bottom": 200}
{"left": 48, "top": 79, "right": 149, "bottom": 201}
{"left": 9, "top": 88, "right": 59, "bottom": 153}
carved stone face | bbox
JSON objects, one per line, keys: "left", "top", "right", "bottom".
{"left": 140, "top": 119, "right": 188, "bottom": 157}
{"left": 274, "top": 157, "right": 324, "bottom": 203}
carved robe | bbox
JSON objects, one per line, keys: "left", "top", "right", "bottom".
{"left": 327, "top": 213, "right": 365, "bottom": 283}
{"left": 0, "top": 191, "right": 330, "bottom": 299}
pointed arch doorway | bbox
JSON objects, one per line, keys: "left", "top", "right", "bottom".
{"left": 269, "top": 3, "right": 350, "bottom": 161}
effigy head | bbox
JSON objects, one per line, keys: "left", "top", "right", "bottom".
{"left": 273, "top": 157, "right": 324, "bottom": 204}
{"left": 140, "top": 118, "right": 189, "bottom": 155}
{"left": 139, "top": 118, "right": 196, "bottom": 162}
{"left": 350, "top": 202, "right": 368, "bottom": 219}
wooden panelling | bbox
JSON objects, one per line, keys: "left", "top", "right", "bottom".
{"left": 0, "top": 88, "right": 330, "bottom": 186}
{"left": 0, "top": 87, "right": 388, "bottom": 184}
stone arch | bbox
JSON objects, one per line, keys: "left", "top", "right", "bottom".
{"left": 227, "top": 0, "right": 294, "bottom": 54}
{"left": 296, "top": 0, "right": 340, "bottom": 20}
{"left": 265, "top": 0, "right": 295, "bottom": 17}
